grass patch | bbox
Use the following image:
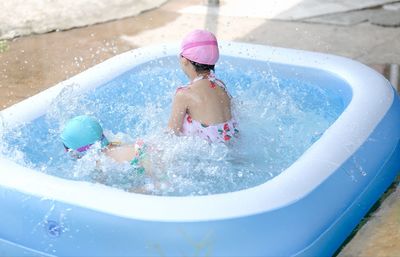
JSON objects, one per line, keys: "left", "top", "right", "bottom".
{"left": 0, "top": 40, "right": 9, "bottom": 53}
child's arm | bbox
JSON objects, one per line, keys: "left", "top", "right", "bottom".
{"left": 167, "top": 90, "right": 189, "bottom": 134}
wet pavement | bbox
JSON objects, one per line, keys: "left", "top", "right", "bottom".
{"left": 0, "top": 0, "right": 399, "bottom": 255}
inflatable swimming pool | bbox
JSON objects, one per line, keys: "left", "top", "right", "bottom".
{"left": 0, "top": 42, "right": 399, "bottom": 256}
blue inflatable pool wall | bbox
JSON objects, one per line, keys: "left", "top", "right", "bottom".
{"left": 0, "top": 42, "right": 399, "bottom": 256}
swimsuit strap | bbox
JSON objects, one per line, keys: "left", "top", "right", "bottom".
{"left": 175, "top": 75, "right": 205, "bottom": 92}
{"left": 189, "top": 72, "right": 232, "bottom": 98}
{"left": 191, "top": 74, "right": 205, "bottom": 84}
{"left": 206, "top": 72, "right": 232, "bottom": 98}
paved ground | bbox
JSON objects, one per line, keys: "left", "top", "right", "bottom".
{"left": 0, "top": 0, "right": 399, "bottom": 255}
{"left": 0, "top": 0, "right": 167, "bottom": 40}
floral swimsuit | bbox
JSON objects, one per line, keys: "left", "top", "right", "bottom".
{"left": 130, "top": 139, "right": 147, "bottom": 174}
{"left": 177, "top": 72, "right": 239, "bottom": 143}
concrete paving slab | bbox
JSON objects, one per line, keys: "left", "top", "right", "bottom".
{"left": 304, "top": 6, "right": 400, "bottom": 27}
{"left": 338, "top": 183, "right": 400, "bottom": 257}
{"left": 234, "top": 22, "right": 400, "bottom": 63}
{"left": 0, "top": 0, "right": 167, "bottom": 40}
{"left": 116, "top": 9, "right": 400, "bottom": 65}
{"left": 304, "top": 9, "right": 376, "bottom": 26}
{"left": 275, "top": 0, "right": 400, "bottom": 20}
{"left": 177, "top": 0, "right": 399, "bottom": 20}
{"left": 384, "top": 1, "right": 400, "bottom": 10}
{"left": 370, "top": 9, "right": 400, "bottom": 26}
{"left": 356, "top": 32, "right": 400, "bottom": 64}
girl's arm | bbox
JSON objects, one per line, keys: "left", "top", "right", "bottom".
{"left": 167, "top": 90, "right": 188, "bottom": 134}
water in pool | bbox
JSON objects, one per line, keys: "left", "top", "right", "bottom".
{"left": 0, "top": 56, "right": 346, "bottom": 196}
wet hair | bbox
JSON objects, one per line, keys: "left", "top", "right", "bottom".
{"left": 188, "top": 59, "right": 215, "bottom": 72}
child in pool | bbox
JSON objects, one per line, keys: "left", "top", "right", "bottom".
{"left": 60, "top": 115, "right": 152, "bottom": 177}
{"left": 168, "top": 29, "right": 239, "bottom": 143}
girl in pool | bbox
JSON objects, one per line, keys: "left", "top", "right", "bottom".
{"left": 60, "top": 115, "right": 153, "bottom": 177}
{"left": 168, "top": 29, "right": 238, "bottom": 143}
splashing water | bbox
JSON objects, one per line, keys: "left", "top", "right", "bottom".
{"left": 0, "top": 56, "right": 346, "bottom": 196}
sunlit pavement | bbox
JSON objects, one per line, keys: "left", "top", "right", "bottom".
{"left": 0, "top": 0, "right": 399, "bottom": 255}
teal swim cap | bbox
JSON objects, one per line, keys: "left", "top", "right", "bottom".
{"left": 61, "top": 115, "right": 109, "bottom": 152}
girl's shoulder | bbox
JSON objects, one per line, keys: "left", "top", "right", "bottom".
{"left": 174, "top": 85, "right": 193, "bottom": 104}
{"left": 175, "top": 85, "right": 196, "bottom": 98}
{"left": 175, "top": 86, "right": 189, "bottom": 93}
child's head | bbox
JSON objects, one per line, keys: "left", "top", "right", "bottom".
{"left": 180, "top": 29, "right": 219, "bottom": 72}
{"left": 61, "top": 115, "right": 109, "bottom": 157}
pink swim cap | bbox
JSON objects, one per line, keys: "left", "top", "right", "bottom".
{"left": 180, "top": 29, "right": 219, "bottom": 65}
